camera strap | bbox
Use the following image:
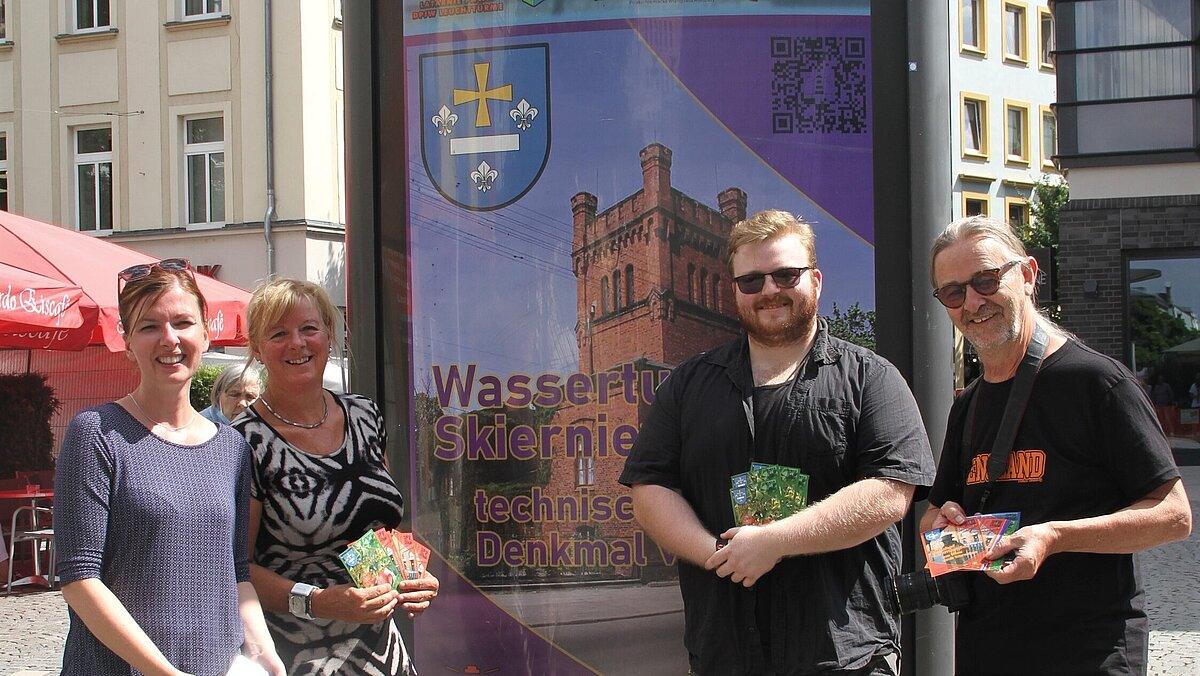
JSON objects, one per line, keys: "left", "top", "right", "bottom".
{"left": 963, "top": 322, "right": 1049, "bottom": 514}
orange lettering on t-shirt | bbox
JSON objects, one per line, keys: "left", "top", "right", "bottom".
{"left": 965, "top": 450, "right": 1046, "bottom": 485}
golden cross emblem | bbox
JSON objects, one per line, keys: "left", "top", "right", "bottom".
{"left": 453, "top": 62, "right": 513, "bottom": 128}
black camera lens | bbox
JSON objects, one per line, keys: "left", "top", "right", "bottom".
{"left": 889, "top": 570, "right": 971, "bottom": 615}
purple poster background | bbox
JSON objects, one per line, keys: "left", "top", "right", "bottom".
{"left": 400, "top": 10, "right": 873, "bottom": 674}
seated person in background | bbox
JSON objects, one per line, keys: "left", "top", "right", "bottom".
{"left": 201, "top": 365, "right": 263, "bottom": 425}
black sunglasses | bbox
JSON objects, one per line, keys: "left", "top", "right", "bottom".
{"left": 733, "top": 267, "right": 812, "bottom": 295}
{"left": 932, "top": 260, "right": 1023, "bottom": 309}
{"left": 118, "top": 258, "right": 193, "bottom": 283}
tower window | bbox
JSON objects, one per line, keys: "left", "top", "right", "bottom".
{"left": 699, "top": 269, "right": 708, "bottom": 307}
{"left": 600, "top": 277, "right": 610, "bottom": 315}
{"left": 625, "top": 264, "right": 634, "bottom": 307}
{"left": 613, "top": 269, "right": 621, "bottom": 310}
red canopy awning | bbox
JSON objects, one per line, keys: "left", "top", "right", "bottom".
{"left": 0, "top": 210, "right": 251, "bottom": 351}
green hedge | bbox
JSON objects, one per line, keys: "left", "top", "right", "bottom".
{"left": 190, "top": 364, "right": 224, "bottom": 412}
{"left": 0, "top": 373, "right": 61, "bottom": 477}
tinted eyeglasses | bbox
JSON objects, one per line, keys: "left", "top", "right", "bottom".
{"left": 932, "top": 260, "right": 1023, "bottom": 309}
{"left": 118, "top": 258, "right": 193, "bottom": 284}
{"left": 733, "top": 267, "right": 812, "bottom": 295}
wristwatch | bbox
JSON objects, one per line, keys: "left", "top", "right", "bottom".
{"left": 289, "top": 582, "right": 319, "bottom": 620}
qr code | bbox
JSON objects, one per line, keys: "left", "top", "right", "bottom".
{"left": 771, "top": 36, "right": 867, "bottom": 134}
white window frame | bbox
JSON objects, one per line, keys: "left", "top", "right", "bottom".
{"left": 73, "top": 0, "right": 111, "bottom": 33}
{"left": 181, "top": 0, "right": 224, "bottom": 20}
{"left": 0, "top": 0, "right": 9, "bottom": 41}
{"left": 74, "top": 126, "right": 113, "bottom": 233}
{"left": 574, "top": 437, "right": 595, "bottom": 487}
{"left": 183, "top": 115, "right": 225, "bottom": 228}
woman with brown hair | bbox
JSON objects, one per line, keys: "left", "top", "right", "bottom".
{"left": 54, "top": 259, "right": 284, "bottom": 676}
{"left": 234, "top": 278, "right": 437, "bottom": 675}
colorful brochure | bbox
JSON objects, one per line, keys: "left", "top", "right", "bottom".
{"left": 921, "top": 512, "right": 1021, "bottom": 577}
{"left": 729, "top": 463, "right": 810, "bottom": 526}
{"left": 339, "top": 529, "right": 402, "bottom": 589}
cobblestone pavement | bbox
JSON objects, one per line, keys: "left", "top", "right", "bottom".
{"left": 4, "top": 466, "right": 1200, "bottom": 674}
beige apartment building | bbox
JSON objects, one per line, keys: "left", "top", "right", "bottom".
{"left": 0, "top": 0, "right": 347, "bottom": 300}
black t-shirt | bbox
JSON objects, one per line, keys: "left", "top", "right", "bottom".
{"left": 929, "top": 340, "right": 1179, "bottom": 676}
{"left": 751, "top": 377, "right": 797, "bottom": 660}
{"left": 620, "top": 325, "right": 936, "bottom": 675}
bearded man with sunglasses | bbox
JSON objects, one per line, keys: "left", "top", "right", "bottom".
{"left": 620, "top": 210, "right": 935, "bottom": 675}
{"left": 923, "top": 216, "right": 1191, "bottom": 675}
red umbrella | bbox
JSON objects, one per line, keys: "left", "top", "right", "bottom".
{"left": 0, "top": 210, "right": 251, "bottom": 351}
{"left": 0, "top": 262, "right": 86, "bottom": 331}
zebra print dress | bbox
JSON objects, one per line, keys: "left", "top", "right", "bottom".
{"left": 234, "top": 392, "right": 414, "bottom": 676}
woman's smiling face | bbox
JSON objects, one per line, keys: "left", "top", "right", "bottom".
{"left": 251, "top": 295, "right": 330, "bottom": 390}
{"left": 125, "top": 284, "right": 209, "bottom": 387}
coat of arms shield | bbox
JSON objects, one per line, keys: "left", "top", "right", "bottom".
{"left": 420, "top": 44, "right": 551, "bottom": 212}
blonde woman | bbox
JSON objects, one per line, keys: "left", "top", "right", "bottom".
{"left": 234, "top": 278, "right": 437, "bottom": 675}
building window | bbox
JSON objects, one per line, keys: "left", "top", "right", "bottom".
{"left": 1040, "top": 106, "right": 1057, "bottom": 169}
{"left": 574, "top": 449, "right": 595, "bottom": 487}
{"left": 1126, "top": 254, "right": 1200, "bottom": 450}
{"left": 183, "top": 0, "right": 223, "bottom": 19}
{"left": 1004, "top": 100, "right": 1031, "bottom": 165}
{"left": 0, "top": 135, "right": 7, "bottom": 211}
{"left": 961, "top": 93, "right": 989, "bottom": 158}
{"left": 1005, "top": 196, "right": 1030, "bottom": 232}
{"left": 712, "top": 275, "right": 720, "bottom": 311}
{"left": 612, "top": 269, "right": 621, "bottom": 310}
{"left": 600, "top": 277, "right": 609, "bottom": 315}
{"left": 963, "top": 192, "right": 989, "bottom": 218}
{"left": 624, "top": 263, "right": 634, "bottom": 308}
{"left": 74, "top": 0, "right": 111, "bottom": 32}
{"left": 699, "top": 269, "right": 708, "bottom": 307}
{"left": 960, "top": 0, "right": 986, "bottom": 55}
{"left": 1038, "top": 7, "right": 1055, "bottom": 70}
{"left": 687, "top": 263, "right": 695, "bottom": 302}
{"left": 1055, "top": 0, "right": 1196, "bottom": 159}
{"left": 185, "top": 117, "right": 225, "bottom": 225}
{"left": 75, "top": 127, "right": 113, "bottom": 232}
{"left": 1003, "top": 1, "right": 1029, "bottom": 64}
{"left": 0, "top": 0, "right": 8, "bottom": 40}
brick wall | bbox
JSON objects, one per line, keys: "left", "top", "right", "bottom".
{"left": 1059, "top": 194, "right": 1200, "bottom": 360}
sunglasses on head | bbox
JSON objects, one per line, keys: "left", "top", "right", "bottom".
{"left": 732, "top": 267, "right": 812, "bottom": 295}
{"left": 118, "top": 258, "right": 193, "bottom": 283}
{"left": 932, "top": 260, "right": 1023, "bottom": 309}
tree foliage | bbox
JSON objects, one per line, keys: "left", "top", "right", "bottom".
{"left": 189, "top": 364, "right": 224, "bottom": 412}
{"left": 825, "top": 302, "right": 876, "bottom": 351}
{"left": 1026, "top": 177, "right": 1068, "bottom": 251}
{"left": 1129, "top": 295, "right": 1200, "bottom": 370}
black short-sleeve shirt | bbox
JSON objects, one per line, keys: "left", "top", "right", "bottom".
{"left": 620, "top": 322, "right": 936, "bottom": 675}
{"left": 929, "top": 339, "right": 1180, "bottom": 676}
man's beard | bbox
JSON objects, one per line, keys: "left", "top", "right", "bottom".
{"left": 960, "top": 299, "right": 1022, "bottom": 353}
{"left": 737, "top": 291, "right": 818, "bottom": 348}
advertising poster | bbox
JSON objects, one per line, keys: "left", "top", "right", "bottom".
{"left": 398, "top": 1, "right": 874, "bottom": 671}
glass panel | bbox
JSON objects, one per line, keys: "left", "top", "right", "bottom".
{"left": 77, "top": 127, "right": 112, "bottom": 154}
{"left": 187, "top": 117, "right": 224, "bottom": 144}
{"left": 964, "top": 100, "right": 983, "bottom": 152}
{"left": 962, "top": 0, "right": 978, "bottom": 47}
{"left": 1067, "top": 47, "right": 1192, "bottom": 101}
{"left": 0, "top": 172, "right": 8, "bottom": 211}
{"left": 188, "top": 153, "right": 207, "bottom": 223}
{"left": 1005, "top": 6, "right": 1023, "bottom": 56}
{"left": 185, "top": 0, "right": 203, "bottom": 15}
{"left": 209, "top": 0, "right": 223, "bottom": 13}
{"left": 209, "top": 152, "right": 225, "bottom": 222}
{"left": 76, "top": 0, "right": 94, "bottom": 30}
{"left": 1008, "top": 202, "right": 1028, "bottom": 229}
{"left": 1007, "top": 107, "right": 1025, "bottom": 157}
{"left": 97, "top": 0, "right": 109, "bottom": 27}
{"left": 77, "top": 164, "right": 96, "bottom": 231}
{"left": 1042, "top": 113, "right": 1056, "bottom": 158}
{"left": 98, "top": 162, "right": 112, "bottom": 230}
{"left": 965, "top": 198, "right": 987, "bottom": 217}
{"left": 1075, "top": 0, "right": 1191, "bottom": 50}
{"left": 1040, "top": 14, "right": 1054, "bottom": 64}
{"left": 0, "top": 136, "right": 7, "bottom": 162}
{"left": 0, "top": 0, "right": 7, "bottom": 40}
{"left": 1127, "top": 255, "right": 1200, "bottom": 453}
{"left": 1075, "top": 99, "right": 1195, "bottom": 153}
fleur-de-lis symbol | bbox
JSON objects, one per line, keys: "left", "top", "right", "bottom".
{"left": 471, "top": 161, "right": 499, "bottom": 192}
{"left": 509, "top": 98, "right": 538, "bottom": 131}
{"left": 432, "top": 105, "right": 458, "bottom": 136}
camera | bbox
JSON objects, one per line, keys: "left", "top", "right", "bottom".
{"left": 887, "top": 569, "right": 971, "bottom": 615}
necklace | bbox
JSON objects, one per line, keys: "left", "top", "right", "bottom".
{"left": 127, "top": 393, "right": 197, "bottom": 433}
{"left": 260, "top": 393, "right": 329, "bottom": 429}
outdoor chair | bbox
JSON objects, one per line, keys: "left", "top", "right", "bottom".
{"left": 6, "top": 506, "right": 54, "bottom": 593}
